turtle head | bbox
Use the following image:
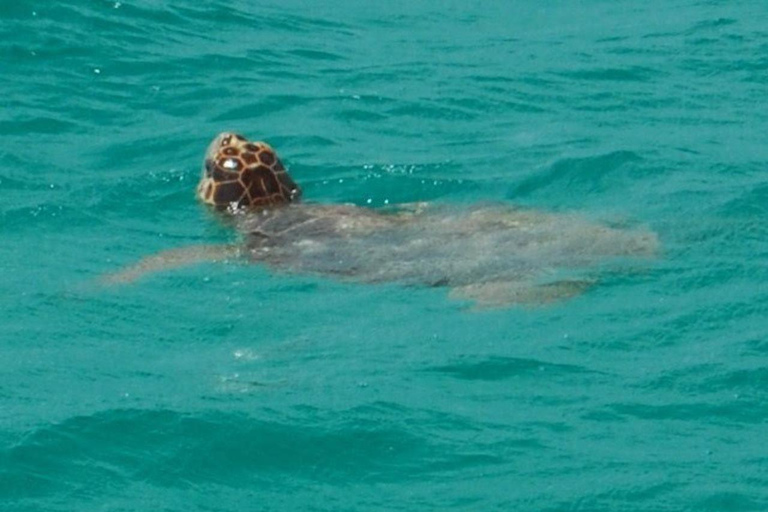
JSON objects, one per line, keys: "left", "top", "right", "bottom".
{"left": 197, "top": 132, "right": 301, "bottom": 211}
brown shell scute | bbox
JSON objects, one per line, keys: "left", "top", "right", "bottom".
{"left": 198, "top": 132, "right": 302, "bottom": 210}
{"left": 210, "top": 163, "right": 238, "bottom": 182}
{"left": 213, "top": 181, "right": 246, "bottom": 204}
{"left": 258, "top": 150, "right": 275, "bottom": 166}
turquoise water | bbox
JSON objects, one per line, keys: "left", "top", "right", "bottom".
{"left": 2, "top": 0, "right": 768, "bottom": 510}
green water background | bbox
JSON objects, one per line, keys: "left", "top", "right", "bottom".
{"left": 2, "top": 1, "right": 767, "bottom": 510}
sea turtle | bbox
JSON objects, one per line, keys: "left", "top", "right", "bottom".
{"left": 107, "top": 132, "right": 658, "bottom": 307}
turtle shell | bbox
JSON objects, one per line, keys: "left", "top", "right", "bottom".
{"left": 197, "top": 132, "right": 301, "bottom": 210}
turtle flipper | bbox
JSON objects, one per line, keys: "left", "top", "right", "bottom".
{"left": 449, "top": 278, "right": 595, "bottom": 308}
{"left": 101, "top": 244, "right": 241, "bottom": 285}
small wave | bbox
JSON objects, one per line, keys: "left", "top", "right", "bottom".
{"left": 425, "top": 356, "right": 596, "bottom": 382}
{"left": 286, "top": 49, "right": 346, "bottom": 62}
{"left": 557, "top": 66, "right": 661, "bottom": 83}
{"left": 1, "top": 406, "right": 507, "bottom": 497}
{"left": 696, "top": 492, "right": 766, "bottom": 512}
{"left": 720, "top": 183, "right": 768, "bottom": 218}
{"left": 508, "top": 150, "right": 645, "bottom": 204}
{"left": 210, "top": 95, "right": 316, "bottom": 123}
{"left": 687, "top": 17, "right": 738, "bottom": 33}
{"left": 602, "top": 400, "right": 768, "bottom": 424}
{"left": 0, "top": 117, "right": 80, "bottom": 135}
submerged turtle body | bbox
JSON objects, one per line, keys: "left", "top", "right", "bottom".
{"left": 106, "top": 132, "right": 658, "bottom": 307}
{"left": 191, "top": 132, "right": 658, "bottom": 306}
{"left": 234, "top": 202, "right": 656, "bottom": 304}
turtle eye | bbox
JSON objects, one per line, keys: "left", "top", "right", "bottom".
{"left": 222, "top": 158, "right": 240, "bottom": 170}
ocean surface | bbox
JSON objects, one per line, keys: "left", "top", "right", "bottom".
{"left": 2, "top": 1, "right": 767, "bottom": 510}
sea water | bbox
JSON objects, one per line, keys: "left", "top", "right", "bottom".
{"left": 2, "top": 1, "right": 767, "bottom": 510}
